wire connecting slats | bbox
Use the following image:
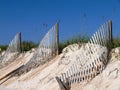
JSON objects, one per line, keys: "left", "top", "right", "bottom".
{"left": 0, "top": 33, "right": 21, "bottom": 69}
{"left": 58, "top": 20, "right": 112, "bottom": 87}
{"left": 15, "top": 23, "right": 58, "bottom": 75}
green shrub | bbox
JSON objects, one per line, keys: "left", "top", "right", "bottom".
{"left": 22, "top": 41, "right": 38, "bottom": 51}
{"left": 112, "top": 38, "right": 120, "bottom": 48}
{"left": 0, "top": 45, "right": 8, "bottom": 51}
{"left": 58, "top": 35, "right": 89, "bottom": 53}
{"left": 0, "top": 41, "right": 38, "bottom": 52}
{"left": 0, "top": 36, "right": 120, "bottom": 53}
{"left": 58, "top": 36, "right": 120, "bottom": 53}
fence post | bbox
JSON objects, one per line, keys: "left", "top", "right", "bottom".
{"left": 18, "top": 32, "right": 22, "bottom": 53}
{"left": 56, "top": 22, "right": 59, "bottom": 55}
{"left": 108, "top": 20, "right": 113, "bottom": 50}
{"left": 108, "top": 20, "right": 112, "bottom": 43}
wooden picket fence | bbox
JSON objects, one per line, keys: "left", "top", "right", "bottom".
{"left": 13, "top": 23, "right": 59, "bottom": 75}
{"left": 0, "top": 32, "right": 22, "bottom": 69}
{"left": 56, "top": 20, "right": 113, "bottom": 90}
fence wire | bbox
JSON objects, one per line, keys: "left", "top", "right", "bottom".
{"left": 0, "top": 33, "right": 21, "bottom": 69}
{"left": 58, "top": 20, "right": 112, "bottom": 87}
{"left": 15, "top": 23, "right": 58, "bottom": 75}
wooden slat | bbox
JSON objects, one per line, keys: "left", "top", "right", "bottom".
{"left": 0, "top": 55, "right": 24, "bottom": 80}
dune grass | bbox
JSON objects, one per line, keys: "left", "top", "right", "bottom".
{"left": 59, "top": 35, "right": 89, "bottom": 53}
{"left": 112, "top": 38, "right": 120, "bottom": 48}
{"left": 0, "top": 35, "right": 120, "bottom": 53}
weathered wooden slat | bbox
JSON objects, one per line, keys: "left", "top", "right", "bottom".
{"left": 0, "top": 33, "right": 21, "bottom": 68}
{"left": 0, "top": 55, "right": 24, "bottom": 80}
{"left": 57, "top": 20, "right": 112, "bottom": 87}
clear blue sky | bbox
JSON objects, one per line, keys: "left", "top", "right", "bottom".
{"left": 0, "top": 0, "right": 120, "bottom": 45}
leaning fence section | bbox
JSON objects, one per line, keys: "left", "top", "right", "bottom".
{"left": 0, "top": 33, "right": 22, "bottom": 69}
{"left": 15, "top": 23, "right": 59, "bottom": 75}
{"left": 57, "top": 20, "right": 112, "bottom": 88}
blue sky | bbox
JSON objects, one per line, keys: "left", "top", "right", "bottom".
{"left": 0, "top": 0, "right": 120, "bottom": 45}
